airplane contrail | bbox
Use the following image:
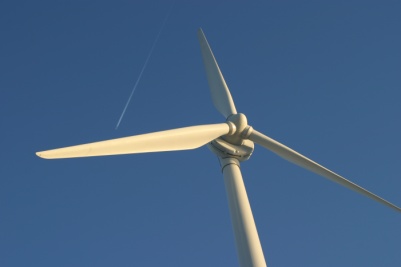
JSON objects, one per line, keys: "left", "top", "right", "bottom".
{"left": 116, "top": 2, "right": 174, "bottom": 129}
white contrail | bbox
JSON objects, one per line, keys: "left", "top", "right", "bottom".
{"left": 116, "top": 2, "right": 174, "bottom": 129}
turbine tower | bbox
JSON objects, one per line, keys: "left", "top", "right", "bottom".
{"left": 36, "top": 29, "right": 401, "bottom": 267}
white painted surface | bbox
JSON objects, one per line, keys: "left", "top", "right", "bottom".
{"left": 221, "top": 158, "right": 267, "bottom": 267}
{"left": 198, "top": 28, "right": 237, "bottom": 118}
{"left": 249, "top": 129, "right": 401, "bottom": 212}
{"left": 37, "top": 123, "right": 230, "bottom": 159}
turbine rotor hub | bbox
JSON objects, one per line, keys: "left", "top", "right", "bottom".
{"left": 208, "top": 138, "right": 254, "bottom": 162}
{"left": 207, "top": 113, "right": 255, "bottom": 162}
{"left": 224, "top": 113, "right": 253, "bottom": 145}
{"left": 227, "top": 113, "right": 248, "bottom": 134}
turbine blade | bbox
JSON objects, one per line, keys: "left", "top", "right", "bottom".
{"left": 36, "top": 123, "right": 231, "bottom": 159}
{"left": 197, "top": 28, "right": 237, "bottom": 118}
{"left": 249, "top": 129, "right": 401, "bottom": 213}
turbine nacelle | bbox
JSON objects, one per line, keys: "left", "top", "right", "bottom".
{"left": 208, "top": 137, "right": 254, "bottom": 164}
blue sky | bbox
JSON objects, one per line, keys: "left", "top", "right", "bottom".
{"left": 1, "top": 1, "right": 401, "bottom": 266}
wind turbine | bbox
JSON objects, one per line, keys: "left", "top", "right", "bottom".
{"left": 36, "top": 29, "right": 401, "bottom": 267}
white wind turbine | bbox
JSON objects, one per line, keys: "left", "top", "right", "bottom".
{"left": 36, "top": 29, "right": 401, "bottom": 267}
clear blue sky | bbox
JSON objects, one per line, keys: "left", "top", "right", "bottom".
{"left": 1, "top": 1, "right": 400, "bottom": 266}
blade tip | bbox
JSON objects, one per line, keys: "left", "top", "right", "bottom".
{"left": 36, "top": 151, "right": 53, "bottom": 159}
{"left": 36, "top": 151, "right": 45, "bottom": 158}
